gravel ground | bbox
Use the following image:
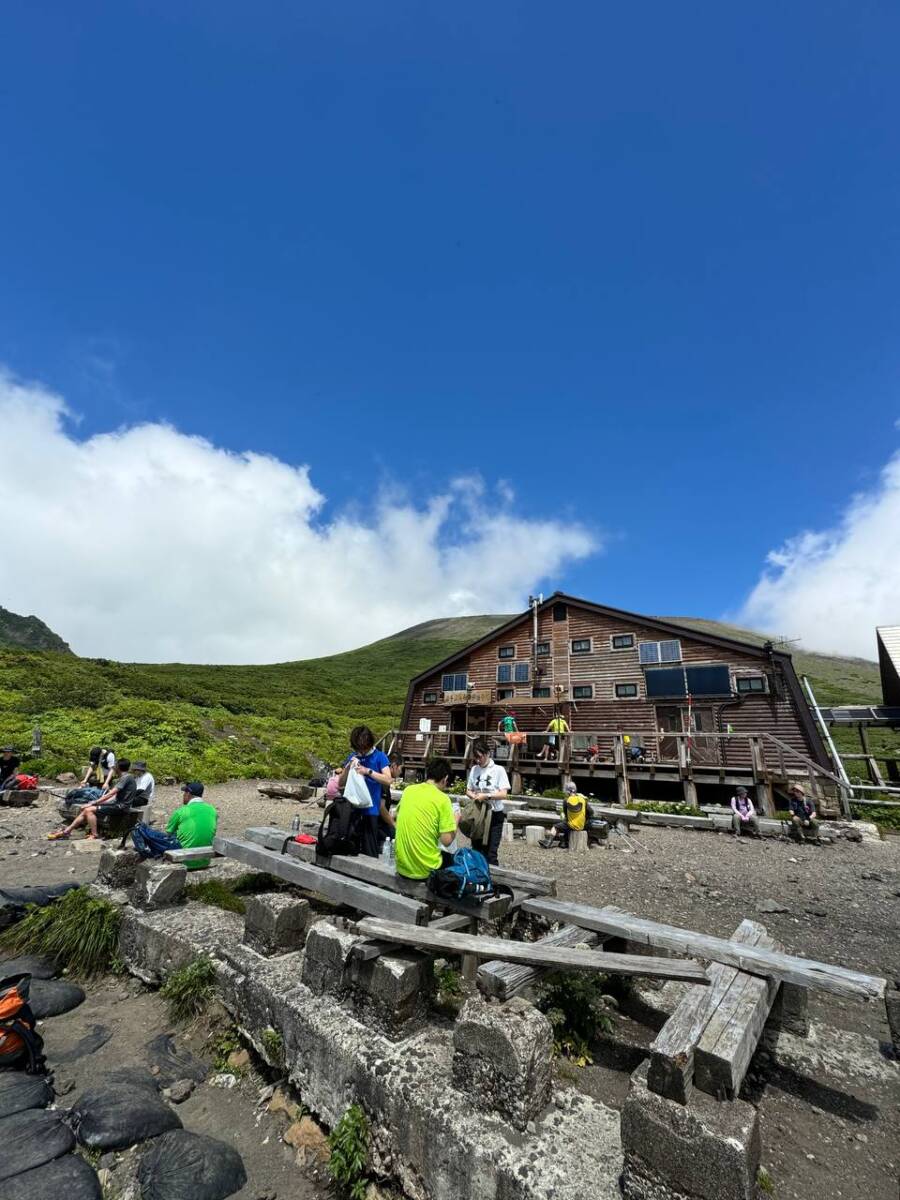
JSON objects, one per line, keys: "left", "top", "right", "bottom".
{"left": 3, "top": 780, "right": 899, "bottom": 1200}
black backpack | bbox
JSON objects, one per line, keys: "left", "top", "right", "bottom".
{"left": 317, "top": 798, "right": 362, "bottom": 857}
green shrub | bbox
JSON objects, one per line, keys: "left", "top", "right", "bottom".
{"left": 757, "top": 1166, "right": 775, "bottom": 1194}
{"left": 541, "top": 787, "right": 567, "bottom": 800}
{"left": 261, "top": 1027, "right": 284, "bottom": 1066}
{"left": 536, "top": 972, "right": 614, "bottom": 1067}
{"left": 851, "top": 803, "right": 900, "bottom": 832}
{"left": 624, "top": 800, "right": 695, "bottom": 816}
{"left": 161, "top": 957, "right": 217, "bottom": 1022}
{"left": 327, "top": 1103, "right": 370, "bottom": 1200}
{"left": 210, "top": 1025, "right": 244, "bottom": 1071}
{"left": 0, "top": 888, "right": 120, "bottom": 977}
{"left": 448, "top": 778, "right": 468, "bottom": 795}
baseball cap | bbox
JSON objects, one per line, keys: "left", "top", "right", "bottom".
{"left": 182, "top": 781, "right": 205, "bottom": 797}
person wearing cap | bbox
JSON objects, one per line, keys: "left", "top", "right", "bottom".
{"left": 541, "top": 781, "right": 589, "bottom": 848}
{"left": 787, "top": 785, "right": 820, "bottom": 842}
{"left": 730, "top": 787, "right": 760, "bottom": 837}
{"left": 48, "top": 758, "right": 138, "bottom": 840}
{"left": 132, "top": 761, "right": 156, "bottom": 804}
{"left": 165, "top": 782, "right": 218, "bottom": 868}
{"left": 0, "top": 747, "right": 20, "bottom": 793}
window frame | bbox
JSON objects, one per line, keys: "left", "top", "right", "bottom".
{"left": 532, "top": 686, "right": 551, "bottom": 699}
{"left": 571, "top": 637, "right": 592, "bottom": 655}
{"left": 497, "top": 664, "right": 513, "bottom": 684}
{"left": 639, "top": 639, "right": 682, "bottom": 665}
{"left": 572, "top": 684, "right": 594, "bottom": 700}
{"left": 614, "top": 681, "right": 640, "bottom": 700}
{"left": 535, "top": 641, "right": 550, "bottom": 657}
{"left": 736, "top": 674, "right": 768, "bottom": 695}
{"left": 610, "top": 632, "right": 636, "bottom": 651}
{"left": 441, "top": 672, "right": 468, "bottom": 693}
{"left": 497, "top": 687, "right": 515, "bottom": 701}
{"left": 423, "top": 690, "right": 438, "bottom": 705}
{"left": 497, "top": 645, "right": 516, "bottom": 660}
{"left": 513, "top": 662, "right": 530, "bottom": 683}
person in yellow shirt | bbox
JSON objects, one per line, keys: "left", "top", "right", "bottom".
{"left": 541, "top": 781, "right": 588, "bottom": 848}
{"left": 538, "top": 711, "right": 569, "bottom": 759}
{"left": 394, "top": 758, "right": 458, "bottom": 880}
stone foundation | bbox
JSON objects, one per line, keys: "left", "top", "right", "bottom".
{"left": 243, "top": 892, "right": 313, "bottom": 955}
{"left": 98, "top": 847, "right": 142, "bottom": 889}
{"left": 130, "top": 862, "right": 186, "bottom": 911}
{"left": 621, "top": 1063, "right": 760, "bottom": 1200}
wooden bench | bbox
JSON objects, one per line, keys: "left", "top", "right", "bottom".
{"left": 647, "top": 919, "right": 778, "bottom": 1102}
{"left": 163, "top": 845, "right": 218, "bottom": 864}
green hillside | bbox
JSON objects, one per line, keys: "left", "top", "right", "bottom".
{"left": 0, "top": 612, "right": 890, "bottom": 783}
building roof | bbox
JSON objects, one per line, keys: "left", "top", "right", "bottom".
{"left": 877, "top": 626, "right": 900, "bottom": 706}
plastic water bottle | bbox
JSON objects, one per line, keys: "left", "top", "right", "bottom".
{"left": 290, "top": 814, "right": 300, "bottom": 834}
{"left": 381, "top": 838, "right": 393, "bottom": 862}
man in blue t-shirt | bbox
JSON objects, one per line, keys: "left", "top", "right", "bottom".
{"left": 338, "top": 725, "right": 395, "bottom": 857}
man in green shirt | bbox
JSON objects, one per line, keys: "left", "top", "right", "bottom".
{"left": 166, "top": 781, "right": 218, "bottom": 869}
{"left": 394, "top": 758, "right": 458, "bottom": 880}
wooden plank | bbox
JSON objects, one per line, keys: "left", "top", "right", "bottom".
{"left": 648, "top": 920, "right": 772, "bottom": 1102}
{"left": 351, "top": 913, "right": 471, "bottom": 961}
{"left": 477, "top": 925, "right": 602, "bottom": 999}
{"left": 521, "top": 898, "right": 887, "bottom": 1001}
{"left": 694, "top": 951, "right": 779, "bottom": 1099}
{"left": 163, "top": 846, "right": 218, "bottom": 863}
{"left": 354, "top": 919, "right": 710, "bottom": 983}
{"left": 214, "top": 837, "right": 430, "bottom": 925}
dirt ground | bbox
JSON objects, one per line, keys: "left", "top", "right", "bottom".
{"left": 3, "top": 781, "right": 899, "bottom": 1200}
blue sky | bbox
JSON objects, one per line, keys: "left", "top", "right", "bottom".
{"left": 1, "top": 2, "right": 898, "bottom": 660}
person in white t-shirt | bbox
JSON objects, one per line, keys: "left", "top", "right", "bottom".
{"left": 132, "top": 761, "right": 156, "bottom": 804}
{"left": 466, "top": 738, "right": 510, "bottom": 865}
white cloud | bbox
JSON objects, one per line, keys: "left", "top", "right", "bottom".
{"left": 0, "top": 370, "right": 596, "bottom": 663}
{"left": 738, "top": 449, "right": 900, "bottom": 658}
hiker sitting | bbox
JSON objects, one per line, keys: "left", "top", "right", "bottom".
{"left": 165, "top": 782, "right": 217, "bottom": 867}
{"left": 541, "top": 781, "right": 589, "bottom": 848}
{"left": 730, "top": 787, "right": 760, "bottom": 837}
{"left": 48, "top": 757, "right": 137, "bottom": 840}
{"left": 394, "top": 757, "right": 457, "bottom": 880}
{"left": 132, "top": 760, "right": 156, "bottom": 804}
{"left": 787, "top": 785, "right": 820, "bottom": 841}
{"left": 0, "top": 746, "right": 21, "bottom": 793}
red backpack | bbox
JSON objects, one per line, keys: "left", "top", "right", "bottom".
{"left": 0, "top": 974, "right": 46, "bottom": 1074}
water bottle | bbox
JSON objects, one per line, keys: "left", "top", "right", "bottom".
{"left": 290, "top": 814, "right": 300, "bottom": 834}
{"left": 381, "top": 838, "right": 393, "bottom": 862}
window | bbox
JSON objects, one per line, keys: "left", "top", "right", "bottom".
{"left": 514, "top": 662, "right": 530, "bottom": 683}
{"left": 645, "top": 667, "right": 687, "bottom": 698}
{"left": 685, "top": 664, "right": 732, "bottom": 697}
{"left": 611, "top": 633, "right": 635, "bottom": 650}
{"left": 571, "top": 638, "right": 592, "bottom": 654}
{"left": 553, "top": 602, "right": 567, "bottom": 622}
{"left": 615, "top": 682, "right": 639, "bottom": 698}
{"left": 532, "top": 686, "right": 551, "bottom": 698}
{"left": 535, "top": 641, "right": 550, "bottom": 656}
{"left": 573, "top": 684, "right": 593, "bottom": 699}
{"left": 737, "top": 675, "right": 767, "bottom": 694}
{"left": 498, "top": 645, "right": 515, "bottom": 659}
{"left": 497, "top": 664, "right": 512, "bottom": 683}
{"left": 441, "top": 672, "right": 468, "bottom": 692}
{"left": 423, "top": 691, "right": 438, "bottom": 705}
{"left": 639, "top": 639, "right": 682, "bottom": 665}
{"left": 497, "top": 687, "right": 515, "bottom": 701}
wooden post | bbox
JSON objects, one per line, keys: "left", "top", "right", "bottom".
{"left": 568, "top": 830, "right": 588, "bottom": 855}
{"left": 677, "top": 736, "right": 699, "bottom": 809}
{"left": 462, "top": 916, "right": 479, "bottom": 984}
{"left": 614, "top": 734, "right": 631, "bottom": 805}
{"left": 858, "top": 725, "right": 885, "bottom": 787}
{"left": 750, "top": 736, "right": 775, "bottom": 817}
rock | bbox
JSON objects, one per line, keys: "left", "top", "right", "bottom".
{"left": 210, "top": 1073, "right": 237, "bottom": 1089}
{"left": 283, "top": 1116, "right": 330, "bottom": 1163}
{"left": 166, "top": 1078, "right": 196, "bottom": 1104}
{"left": 267, "top": 1088, "right": 300, "bottom": 1119}
{"left": 56, "top": 772, "right": 78, "bottom": 783}
{"left": 243, "top": 893, "right": 312, "bottom": 955}
{"left": 97, "top": 846, "right": 142, "bottom": 889}
{"left": 226, "top": 1048, "right": 250, "bottom": 1071}
{"left": 130, "top": 861, "right": 187, "bottom": 910}
{"left": 54, "top": 1077, "right": 76, "bottom": 1097}
{"left": 757, "top": 899, "right": 788, "bottom": 914}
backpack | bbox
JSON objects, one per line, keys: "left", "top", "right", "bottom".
{"left": 428, "top": 848, "right": 509, "bottom": 904}
{"left": 130, "top": 822, "right": 181, "bottom": 858}
{"left": 7, "top": 774, "right": 37, "bottom": 792}
{"left": 317, "top": 798, "right": 362, "bottom": 857}
{"left": 0, "top": 974, "right": 46, "bottom": 1074}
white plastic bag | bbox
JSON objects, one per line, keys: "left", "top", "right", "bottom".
{"left": 343, "top": 763, "right": 374, "bottom": 810}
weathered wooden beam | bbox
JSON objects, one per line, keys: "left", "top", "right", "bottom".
{"left": 163, "top": 846, "right": 218, "bottom": 863}
{"left": 351, "top": 913, "right": 470, "bottom": 962}
{"left": 647, "top": 919, "right": 775, "bottom": 1103}
{"left": 214, "top": 837, "right": 430, "bottom": 925}
{"left": 521, "top": 898, "right": 887, "bottom": 1001}
{"left": 477, "top": 924, "right": 602, "bottom": 999}
{"left": 354, "top": 919, "right": 709, "bottom": 983}
{"left": 256, "top": 783, "right": 314, "bottom": 801}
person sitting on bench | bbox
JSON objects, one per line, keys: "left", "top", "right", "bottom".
{"left": 165, "top": 782, "right": 218, "bottom": 868}
{"left": 48, "top": 758, "right": 137, "bottom": 840}
{"left": 787, "top": 785, "right": 820, "bottom": 841}
{"left": 0, "top": 746, "right": 21, "bottom": 794}
{"left": 730, "top": 787, "right": 760, "bottom": 837}
{"left": 394, "top": 757, "right": 457, "bottom": 880}
{"left": 541, "top": 781, "right": 589, "bottom": 847}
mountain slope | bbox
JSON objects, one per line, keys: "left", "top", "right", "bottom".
{"left": 0, "top": 606, "right": 71, "bottom": 654}
{"left": 0, "top": 611, "right": 886, "bottom": 782}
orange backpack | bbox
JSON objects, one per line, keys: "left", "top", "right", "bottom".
{"left": 0, "top": 974, "right": 45, "bottom": 1074}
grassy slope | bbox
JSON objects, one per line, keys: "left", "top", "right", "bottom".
{"left": 0, "top": 614, "right": 892, "bottom": 782}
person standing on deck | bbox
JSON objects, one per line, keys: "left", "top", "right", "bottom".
{"left": 537, "top": 711, "right": 569, "bottom": 759}
{"left": 339, "top": 725, "right": 395, "bottom": 857}
{"left": 466, "top": 737, "right": 509, "bottom": 865}
{"left": 497, "top": 711, "right": 518, "bottom": 736}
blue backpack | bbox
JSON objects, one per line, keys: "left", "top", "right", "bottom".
{"left": 428, "top": 848, "right": 503, "bottom": 903}
{"left": 130, "top": 822, "right": 181, "bottom": 859}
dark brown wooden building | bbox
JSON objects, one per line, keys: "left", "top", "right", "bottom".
{"left": 393, "top": 593, "right": 837, "bottom": 812}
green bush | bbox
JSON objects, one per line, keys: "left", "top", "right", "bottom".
{"left": 161, "top": 957, "right": 217, "bottom": 1022}
{"left": 261, "top": 1027, "right": 284, "bottom": 1066}
{"left": 624, "top": 800, "right": 695, "bottom": 816}
{"left": 541, "top": 787, "right": 567, "bottom": 800}
{"left": 851, "top": 802, "right": 900, "bottom": 832}
{"left": 327, "top": 1103, "right": 370, "bottom": 1200}
{"left": 183, "top": 879, "right": 247, "bottom": 913}
{"left": 536, "top": 972, "right": 614, "bottom": 1067}
{"left": 0, "top": 888, "right": 120, "bottom": 977}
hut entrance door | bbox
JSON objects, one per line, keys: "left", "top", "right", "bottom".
{"left": 656, "top": 706, "right": 718, "bottom": 765}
